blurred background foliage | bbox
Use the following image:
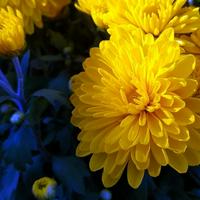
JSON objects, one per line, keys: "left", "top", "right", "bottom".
{"left": 0, "top": 0, "right": 200, "bottom": 200}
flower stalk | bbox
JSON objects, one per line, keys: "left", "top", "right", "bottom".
{"left": 0, "top": 56, "right": 26, "bottom": 112}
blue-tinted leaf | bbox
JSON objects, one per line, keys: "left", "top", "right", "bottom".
{"left": 20, "top": 50, "right": 30, "bottom": 77}
{"left": 0, "top": 164, "right": 20, "bottom": 200}
{"left": 32, "top": 89, "right": 68, "bottom": 111}
{"left": 52, "top": 156, "right": 90, "bottom": 195}
{"left": 3, "top": 124, "right": 37, "bottom": 170}
{"left": 48, "top": 72, "right": 69, "bottom": 93}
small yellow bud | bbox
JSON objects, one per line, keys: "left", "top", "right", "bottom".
{"left": 32, "top": 177, "right": 57, "bottom": 200}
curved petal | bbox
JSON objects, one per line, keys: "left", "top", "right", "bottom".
{"left": 127, "top": 161, "right": 144, "bottom": 189}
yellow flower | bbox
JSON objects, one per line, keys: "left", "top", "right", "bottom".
{"left": 32, "top": 177, "right": 57, "bottom": 200}
{"left": 70, "top": 26, "right": 200, "bottom": 189}
{"left": 0, "top": 6, "right": 25, "bottom": 56}
{"left": 75, "top": 0, "right": 109, "bottom": 28}
{"left": 105, "top": 0, "right": 200, "bottom": 36}
{"left": 0, "top": 0, "right": 70, "bottom": 34}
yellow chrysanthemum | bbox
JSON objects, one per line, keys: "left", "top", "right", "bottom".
{"left": 0, "top": 6, "right": 25, "bottom": 56}
{"left": 32, "top": 177, "right": 57, "bottom": 200}
{"left": 75, "top": 0, "right": 109, "bottom": 28}
{"left": 70, "top": 26, "right": 200, "bottom": 189}
{"left": 105, "top": 0, "right": 200, "bottom": 36}
{"left": 0, "top": 0, "right": 70, "bottom": 34}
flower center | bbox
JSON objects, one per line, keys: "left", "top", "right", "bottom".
{"left": 127, "top": 87, "right": 160, "bottom": 113}
{"left": 38, "top": 181, "right": 47, "bottom": 190}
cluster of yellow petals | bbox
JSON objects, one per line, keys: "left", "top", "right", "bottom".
{"left": 75, "top": 0, "right": 200, "bottom": 36}
{"left": 75, "top": 0, "right": 108, "bottom": 28}
{"left": 0, "top": 0, "right": 71, "bottom": 34}
{"left": 71, "top": 26, "right": 200, "bottom": 189}
{"left": 32, "top": 177, "right": 57, "bottom": 200}
{"left": 0, "top": 6, "right": 25, "bottom": 56}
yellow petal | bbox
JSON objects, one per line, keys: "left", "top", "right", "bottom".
{"left": 152, "top": 129, "right": 169, "bottom": 148}
{"left": 127, "top": 161, "right": 144, "bottom": 189}
{"left": 89, "top": 153, "right": 106, "bottom": 171}
{"left": 168, "top": 138, "right": 187, "bottom": 153}
{"left": 151, "top": 143, "right": 168, "bottom": 166}
{"left": 175, "top": 79, "right": 198, "bottom": 99}
{"left": 168, "top": 126, "right": 190, "bottom": 142}
{"left": 102, "top": 171, "right": 120, "bottom": 188}
{"left": 167, "top": 150, "right": 188, "bottom": 173}
{"left": 173, "top": 107, "right": 195, "bottom": 126}
{"left": 185, "top": 97, "right": 200, "bottom": 113}
{"left": 187, "top": 128, "right": 200, "bottom": 150}
{"left": 184, "top": 148, "right": 200, "bottom": 166}
{"left": 148, "top": 155, "right": 161, "bottom": 177}
{"left": 135, "top": 144, "right": 150, "bottom": 163}
{"left": 76, "top": 142, "right": 91, "bottom": 157}
{"left": 169, "top": 55, "right": 195, "bottom": 78}
{"left": 148, "top": 114, "right": 164, "bottom": 137}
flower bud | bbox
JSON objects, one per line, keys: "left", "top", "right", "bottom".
{"left": 32, "top": 177, "right": 57, "bottom": 200}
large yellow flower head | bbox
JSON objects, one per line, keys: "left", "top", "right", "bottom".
{"left": 0, "top": 0, "right": 71, "bottom": 34}
{"left": 0, "top": 6, "right": 25, "bottom": 56}
{"left": 70, "top": 26, "right": 200, "bottom": 189}
{"left": 75, "top": 0, "right": 109, "bottom": 28}
{"left": 32, "top": 177, "right": 57, "bottom": 200}
{"left": 105, "top": 0, "right": 200, "bottom": 36}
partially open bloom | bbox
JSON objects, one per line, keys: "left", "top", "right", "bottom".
{"left": 70, "top": 26, "right": 200, "bottom": 189}
{"left": 75, "top": 0, "right": 109, "bottom": 28}
{"left": 0, "top": 0, "right": 70, "bottom": 34}
{"left": 0, "top": 6, "right": 25, "bottom": 56}
{"left": 32, "top": 177, "right": 57, "bottom": 200}
{"left": 105, "top": 0, "right": 200, "bottom": 36}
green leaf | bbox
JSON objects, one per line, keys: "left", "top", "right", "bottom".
{"left": 3, "top": 124, "right": 37, "bottom": 170}
{"left": 48, "top": 72, "right": 69, "bottom": 93}
{"left": 52, "top": 156, "right": 90, "bottom": 195}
